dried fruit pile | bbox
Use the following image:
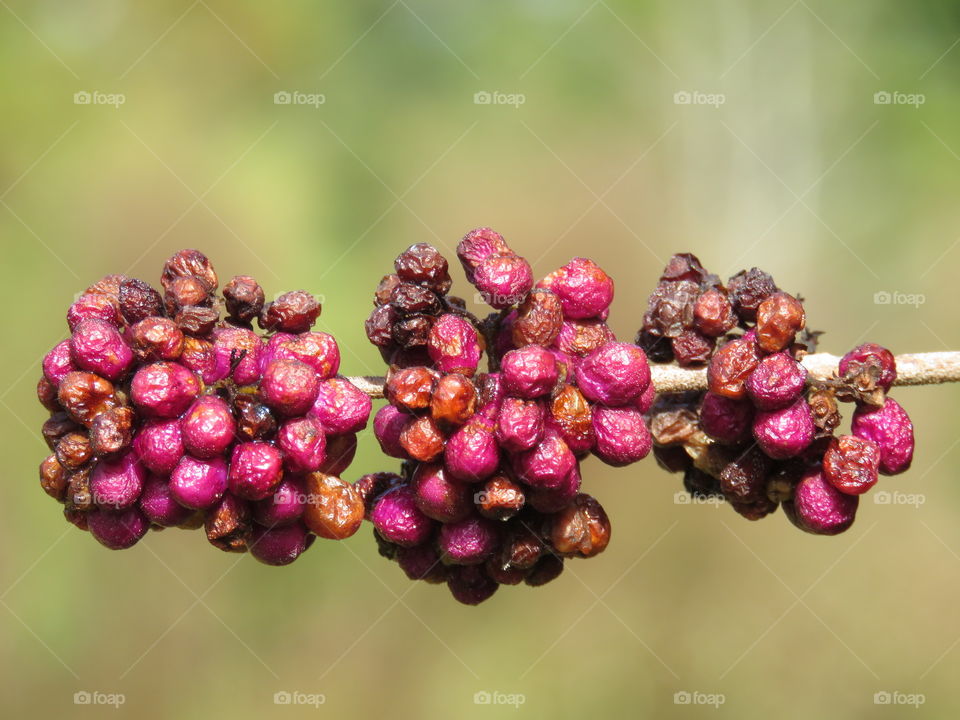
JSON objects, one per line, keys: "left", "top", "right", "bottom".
{"left": 38, "top": 250, "right": 369, "bottom": 564}
{"left": 642, "top": 254, "right": 914, "bottom": 534}
{"left": 34, "top": 236, "right": 919, "bottom": 605}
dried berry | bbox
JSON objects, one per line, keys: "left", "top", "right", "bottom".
{"left": 851, "top": 398, "right": 914, "bottom": 475}
{"left": 39, "top": 454, "right": 69, "bottom": 500}
{"left": 260, "top": 290, "right": 321, "bottom": 333}
{"left": 386, "top": 367, "right": 435, "bottom": 412}
{"left": 719, "top": 448, "right": 770, "bottom": 504}
{"left": 223, "top": 275, "right": 265, "bottom": 324}
{"left": 302, "top": 472, "right": 364, "bottom": 540}
{"left": 232, "top": 394, "right": 277, "bottom": 442}
{"left": 447, "top": 564, "right": 499, "bottom": 605}
{"left": 205, "top": 493, "right": 252, "bottom": 552}
{"left": 430, "top": 373, "right": 478, "bottom": 426}
{"left": 513, "top": 289, "right": 563, "bottom": 347}
{"left": 58, "top": 371, "right": 119, "bottom": 426}
{"left": 457, "top": 227, "right": 511, "bottom": 282}
{"left": 89, "top": 406, "right": 134, "bottom": 457}
{"left": 839, "top": 343, "right": 897, "bottom": 392}
{"left": 554, "top": 318, "right": 615, "bottom": 357}
{"left": 643, "top": 279, "right": 699, "bottom": 338}
{"left": 755, "top": 292, "right": 806, "bottom": 353}
{"left": 127, "top": 317, "right": 184, "bottom": 362}
{"left": 707, "top": 335, "right": 762, "bottom": 399}
{"left": 823, "top": 435, "right": 881, "bottom": 495}
{"left": 693, "top": 288, "right": 736, "bottom": 337}
{"left": 399, "top": 415, "right": 446, "bottom": 462}
{"left": 548, "top": 384, "right": 595, "bottom": 455}
{"left": 394, "top": 243, "right": 452, "bottom": 293}
{"left": 162, "top": 249, "right": 218, "bottom": 293}
{"left": 549, "top": 493, "right": 611, "bottom": 558}
{"left": 671, "top": 330, "right": 715, "bottom": 367}
{"left": 728, "top": 267, "right": 778, "bottom": 322}
{"left": 473, "top": 253, "right": 534, "bottom": 309}
{"left": 56, "top": 431, "right": 92, "bottom": 469}
{"left": 476, "top": 475, "right": 525, "bottom": 520}
{"left": 175, "top": 305, "right": 219, "bottom": 337}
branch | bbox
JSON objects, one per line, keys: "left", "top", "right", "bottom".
{"left": 345, "top": 351, "right": 960, "bottom": 398}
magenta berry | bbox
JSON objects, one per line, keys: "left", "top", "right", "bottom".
{"left": 839, "top": 343, "right": 897, "bottom": 391}
{"left": 43, "top": 340, "right": 77, "bottom": 385}
{"left": 276, "top": 416, "right": 327, "bottom": 473}
{"left": 370, "top": 485, "right": 435, "bottom": 547}
{"left": 412, "top": 463, "right": 472, "bottom": 523}
{"left": 591, "top": 406, "right": 652, "bottom": 467}
{"left": 472, "top": 253, "right": 534, "bottom": 309}
{"left": 745, "top": 352, "right": 807, "bottom": 411}
{"left": 537, "top": 257, "right": 614, "bottom": 320}
{"left": 501, "top": 346, "right": 559, "bottom": 399}
{"left": 851, "top": 398, "right": 914, "bottom": 475}
{"left": 181, "top": 396, "right": 235, "bottom": 459}
{"left": 496, "top": 397, "right": 546, "bottom": 452}
{"left": 447, "top": 564, "right": 499, "bottom": 605}
{"left": 319, "top": 432, "right": 358, "bottom": 476}
{"left": 249, "top": 522, "right": 313, "bottom": 566}
{"left": 87, "top": 506, "right": 150, "bottom": 550}
{"left": 169, "top": 455, "right": 228, "bottom": 510}
{"left": 439, "top": 515, "right": 499, "bottom": 565}
{"left": 271, "top": 331, "right": 341, "bottom": 380}
{"left": 788, "top": 466, "right": 859, "bottom": 535}
{"left": 457, "top": 227, "right": 510, "bottom": 281}
{"left": 228, "top": 442, "right": 284, "bottom": 501}
{"left": 309, "top": 377, "right": 372, "bottom": 435}
{"left": 260, "top": 359, "right": 320, "bottom": 417}
{"left": 444, "top": 420, "right": 500, "bottom": 482}
{"left": 576, "top": 341, "right": 650, "bottom": 406}
{"left": 527, "top": 463, "right": 581, "bottom": 513}
{"left": 253, "top": 476, "right": 306, "bottom": 528}
{"left": 427, "top": 314, "right": 482, "bottom": 376}
{"left": 514, "top": 431, "right": 576, "bottom": 489}
{"left": 139, "top": 474, "right": 194, "bottom": 527}
{"left": 752, "top": 398, "right": 814, "bottom": 459}
{"left": 700, "top": 392, "right": 753, "bottom": 445}
{"left": 70, "top": 318, "right": 133, "bottom": 381}
{"left": 134, "top": 419, "right": 184, "bottom": 474}
{"left": 89, "top": 450, "right": 145, "bottom": 510}
{"left": 131, "top": 362, "right": 200, "bottom": 418}
{"left": 212, "top": 327, "right": 263, "bottom": 385}
{"left": 373, "top": 404, "right": 411, "bottom": 459}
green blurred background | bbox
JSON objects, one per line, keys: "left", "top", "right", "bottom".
{"left": 2, "top": 1, "right": 960, "bottom": 717}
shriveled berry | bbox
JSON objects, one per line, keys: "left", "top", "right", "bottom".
{"left": 42, "top": 413, "right": 79, "bottom": 451}
{"left": 212, "top": 328, "right": 263, "bottom": 386}
{"left": 553, "top": 318, "right": 615, "bottom": 357}
{"left": 391, "top": 315, "right": 434, "bottom": 349}
{"left": 58, "top": 371, "right": 119, "bottom": 426}
{"left": 728, "top": 267, "right": 778, "bottom": 322}
{"left": 823, "top": 435, "right": 880, "bottom": 495}
{"left": 70, "top": 319, "right": 133, "bottom": 381}
{"left": 502, "top": 346, "right": 559, "bottom": 399}
{"left": 353, "top": 472, "right": 404, "bottom": 519}
{"left": 117, "top": 278, "right": 164, "bottom": 325}
{"left": 549, "top": 493, "right": 610, "bottom": 558}
{"left": 253, "top": 476, "right": 306, "bottom": 527}
{"left": 162, "top": 249, "right": 218, "bottom": 293}
{"left": 309, "top": 377, "right": 371, "bottom": 435}
{"left": 412, "top": 463, "right": 472, "bottom": 523}
{"left": 373, "top": 404, "right": 410, "bottom": 459}
{"left": 576, "top": 341, "right": 650, "bottom": 406}
{"left": 476, "top": 475, "right": 525, "bottom": 520}
{"left": 302, "top": 472, "right": 364, "bottom": 540}
{"left": 719, "top": 448, "right": 771, "bottom": 503}
{"left": 272, "top": 332, "right": 341, "bottom": 380}
{"left": 496, "top": 397, "right": 545, "bottom": 452}
{"left": 753, "top": 398, "right": 814, "bottom": 459}
{"left": 427, "top": 314, "right": 481, "bottom": 376}
{"left": 439, "top": 515, "right": 499, "bottom": 565}
{"left": 43, "top": 341, "right": 77, "bottom": 385}
{"left": 839, "top": 343, "right": 897, "bottom": 392}
{"left": 707, "top": 335, "right": 762, "bottom": 399}
{"left": 89, "top": 406, "right": 134, "bottom": 457}
{"left": 457, "top": 227, "right": 510, "bottom": 281}
{"left": 170, "top": 456, "right": 228, "bottom": 510}
{"left": 249, "top": 522, "right": 312, "bottom": 566}
{"left": 745, "top": 352, "right": 806, "bottom": 410}
{"left": 400, "top": 415, "right": 445, "bottom": 462}
{"left": 654, "top": 444, "right": 691, "bottom": 474}
{"left": 229, "top": 442, "right": 284, "bottom": 501}
{"left": 374, "top": 274, "right": 402, "bottom": 306}
{"left": 181, "top": 396, "right": 235, "bottom": 459}
{"left": 447, "top": 564, "right": 499, "bottom": 605}
{"left": 538, "top": 257, "right": 614, "bottom": 320}
{"left": 515, "top": 431, "right": 576, "bottom": 489}
{"left": 134, "top": 418, "right": 184, "bottom": 474}
{"left": 56, "top": 431, "right": 92, "bottom": 469}
{"left": 700, "top": 392, "right": 753, "bottom": 444}
{"left": 39, "top": 454, "right": 69, "bottom": 500}
{"left": 277, "top": 416, "right": 326, "bottom": 473}
{"left": 371, "top": 485, "right": 435, "bottom": 547}
{"left": 851, "top": 398, "right": 914, "bottom": 475}
{"left": 499, "top": 525, "right": 544, "bottom": 570}
{"left": 139, "top": 474, "right": 193, "bottom": 527}
{"left": 389, "top": 283, "right": 442, "bottom": 316}
{"left": 755, "top": 292, "right": 806, "bottom": 353}
{"left": 131, "top": 362, "right": 200, "bottom": 418}
{"left": 648, "top": 406, "right": 699, "bottom": 446}
{"left": 473, "top": 253, "right": 534, "bottom": 309}
{"left": 232, "top": 394, "right": 277, "bottom": 442}
{"left": 592, "top": 406, "right": 652, "bottom": 466}
{"left": 548, "top": 384, "right": 595, "bottom": 454}
{"left": 90, "top": 450, "right": 144, "bottom": 510}
{"left": 127, "top": 317, "right": 184, "bottom": 361}
{"left": 430, "top": 373, "right": 478, "bottom": 426}
{"left": 787, "top": 466, "right": 858, "bottom": 535}
{"left": 729, "top": 495, "right": 779, "bottom": 521}
{"left": 175, "top": 305, "right": 219, "bottom": 337}
{"left": 636, "top": 328, "right": 673, "bottom": 363}
{"left": 179, "top": 336, "right": 218, "bottom": 384}
{"left": 365, "top": 304, "right": 396, "bottom": 347}
{"left": 513, "top": 289, "right": 563, "bottom": 347}
{"left": 223, "top": 275, "right": 264, "bottom": 323}
{"left": 318, "top": 432, "right": 358, "bottom": 475}
{"left": 203, "top": 493, "right": 251, "bottom": 552}
{"left": 386, "top": 366, "right": 435, "bottom": 412}
{"left": 260, "top": 359, "right": 320, "bottom": 417}
{"left": 68, "top": 293, "right": 123, "bottom": 332}
{"left": 444, "top": 420, "right": 500, "bottom": 482}
{"left": 671, "top": 330, "right": 715, "bottom": 367}
{"left": 693, "top": 288, "right": 737, "bottom": 337}
{"left": 643, "top": 279, "right": 699, "bottom": 338}
{"left": 87, "top": 506, "right": 149, "bottom": 550}
{"left": 260, "top": 290, "right": 321, "bottom": 333}
{"left": 37, "top": 379, "right": 63, "bottom": 422}
{"left": 395, "top": 243, "right": 452, "bottom": 293}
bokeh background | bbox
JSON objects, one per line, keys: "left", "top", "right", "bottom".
{"left": 2, "top": 1, "right": 959, "bottom": 717}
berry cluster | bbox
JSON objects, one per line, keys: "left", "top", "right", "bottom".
{"left": 363, "top": 230, "right": 653, "bottom": 604}
{"left": 37, "top": 250, "right": 369, "bottom": 564}
{"left": 644, "top": 254, "right": 915, "bottom": 533}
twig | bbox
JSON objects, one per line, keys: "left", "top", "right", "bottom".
{"left": 344, "top": 351, "right": 960, "bottom": 398}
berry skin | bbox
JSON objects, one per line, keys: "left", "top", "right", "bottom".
{"left": 707, "top": 335, "right": 762, "bottom": 400}
{"left": 575, "top": 342, "right": 650, "bottom": 407}
{"left": 591, "top": 406, "right": 652, "bottom": 467}
{"left": 139, "top": 474, "right": 193, "bottom": 527}
{"left": 473, "top": 253, "right": 534, "bottom": 309}
{"left": 249, "top": 522, "right": 313, "bottom": 566}
{"left": 496, "top": 397, "right": 545, "bottom": 453}
{"left": 399, "top": 416, "right": 445, "bottom": 463}
{"left": 385, "top": 367, "right": 436, "bottom": 412}
{"left": 134, "top": 419, "right": 185, "bottom": 474}
{"left": 205, "top": 493, "right": 252, "bottom": 552}
{"left": 223, "top": 275, "right": 265, "bottom": 324}
{"left": 89, "top": 406, "right": 135, "bottom": 458}
{"left": 39, "top": 455, "right": 69, "bottom": 501}
{"left": 228, "top": 442, "right": 284, "bottom": 501}
{"left": 260, "top": 359, "right": 320, "bottom": 417}
{"left": 170, "top": 456, "right": 228, "bottom": 510}
{"left": 44, "top": 341, "right": 78, "bottom": 385}
{"left": 537, "top": 257, "right": 615, "bottom": 320}
{"left": 752, "top": 398, "right": 814, "bottom": 459}
{"left": 394, "top": 243, "right": 452, "bottom": 294}
{"left": 527, "top": 463, "right": 582, "bottom": 513}
{"left": 276, "top": 416, "right": 327, "bottom": 473}
{"left": 457, "top": 227, "right": 511, "bottom": 282}
{"left": 548, "top": 384, "right": 595, "bottom": 455}
{"left": 373, "top": 404, "right": 411, "bottom": 459}
{"left": 839, "top": 343, "right": 897, "bottom": 392}
{"left": 127, "top": 317, "right": 184, "bottom": 361}
{"left": 693, "top": 288, "right": 736, "bottom": 337}
{"left": 447, "top": 564, "right": 499, "bottom": 605}
{"left": 253, "top": 476, "right": 306, "bottom": 528}
{"left": 671, "top": 330, "right": 715, "bottom": 367}
{"left": 87, "top": 506, "right": 150, "bottom": 550}
{"left": 549, "top": 494, "right": 611, "bottom": 558}
{"left": 58, "top": 371, "right": 119, "bottom": 426}
{"left": 302, "top": 472, "right": 364, "bottom": 540}
{"left": 89, "top": 450, "right": 144, "bottom": 510}
{"left": 370, "top": 485, "right": 435, "bottom": 547}
{"left": 68, "top": 293, "right": 124, "bottom": 331}
{"left": 851, "top": 398, "right": 914, "bottom": 475}
{"left": 755, "top": 292, "right": 806, "bottom": 353}
{"left": 823, "top": 435, "right": 881, "bottom": 495}
{"left": 554, "top": 318, "right": 615, "bottom": 357}
{"left": 430, "top": 373, "right": 478, "bottom": 426}
{"left": 70, "top": 319, "right": 133, "bottom": 381}
{"left": 745, "top": 352, "right": 807, "bottom": 410}
{"left": 514, "top": 431, "right": 576, "bottom": 489}
{"left": 212, "top": 328, "right": 263, "bottom": 386}
{"left": 319, "top": 432, "right": 358, "bottom": 475}
{"left": 412, "top": 463, "right": 472, "bottom": 523}
{"left": 439, "top": 515, "right": 499, "bottom": 565}
{"left": 787, "top": 466, "right": 858, "bottom": 535}
{"left": 162, "top": 249, "right": 218, "bottom": 294}
{"left": 272, "top": 332, "right": 341, "bottom": 380}
{"left": 444, "top": 420, "right": 500, "bottom": 482}
{"left": 476, "top": 475, "right": 525, "bottom": 521}
{"left": 513, "top": 289, "right": 563, "bottom": 347}
{"left": 427, "top": 314, "right": 481, "bottom": 376}
{"left": 727, "top": 267, "right": 778, "bottom": 322}
{"left": 719, "top": 448, "right": 770, "bottom": 504}
{"left": 259, "top": 290, "right": 321, "bottom": 334}
{"left": 130, "top": 363, "right": 200, "bottom": 418}
{"left": 501, "top": 346, "right": 559, "bottom": 399}
{"left": 309, "top": 377, "right": 372, "bottom": 435}
{"left": 699, "top": 392, "right": 753, "bottom": 445}
{"left": 181, "top": 396, "right": 236, "bottom": 459}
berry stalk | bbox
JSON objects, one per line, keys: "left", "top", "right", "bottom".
{"left": 343, "top": 350, "right": 960, "bottom": 398}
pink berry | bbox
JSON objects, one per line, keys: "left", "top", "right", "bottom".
{"left": 851, "top": 398, "right": 914, "bottom": 475}
{"left": 228, "top": 442, "right": 284, "bottom": 501}
{"left": 180, "top": 396, "right": 235, "bottom": 459}
{"left": 752, "top": 398, "right": 814, "bottom": 459}
{"left": 260, "top": 359, "right": 320, "bottom": 417}
{"left": 169, "top": 455, "right": 228, "bottom": 510}
{"left": 309, "top": 377, "right": 372, "bottom": 435}
{"left": 576, "top": 341, "right": 650, "bottom": 406}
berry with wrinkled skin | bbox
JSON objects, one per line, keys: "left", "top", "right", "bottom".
{"left": 756, "top": 292, "right": 806, "bottom": 353}
{"left": 693, "top": 288, "right": 737, "bottom": 337}
{"left": 89, "top": 449, "right": 144, "bottom": 511}
{"left": 473, "top": 253, "right": 534, "bottom": 309}
{"left": 65, "top": 468, "right": 93, "bottom": 513}
{"left": 635, "top": 380, "right": 656, "bottom": 413}
{"left": 232, "top": 394, "right": 277, "bottom": 443}
{"left": 730, "top": 495, "right": 779, "bottom": 521}
{"left": 753, "top": 398, "right": 815, "bottom": 459}
{"left": 444, "top": 420, "right": 500, "bottom": 482}
{"left": 205, "top": 493, "right": 252, "bottom": 552}
{"left": 399, "top": 415, "right": 445, "bottom": 462}
{"left": 576, "top": 341, "right": 650, "bottom": 406}
{"left": 671, "top": 330, "right": 715, "bottom": 367}
{"left": 499, "top": 525, "right": 544, "bottom": 570}
{"left": 68, "top": 293, "right": 123, "bottom": 332}
{"left": 89, "top": 406, "right": 134, "bottom": 457}
{"left": 439, "top": 515, "right": 499, "bottom": 565}
{"left": 592, "top": 406, "right": 652, "bottom": 466}
{"left": 162, "top": 249, "right": 218, "bottom": 293}
{"left": 394, "top": 243, "right": 452, "bottom": 293}
{"left": 354, "top": 472, "right": 404, "bottom": 519}
{"left": 550, "top": 494, "right": 611, "bottom": 558}
{"left": 700, "top": 392, "right": 753, "bottom": 444}
{"left": 212, "top": 328, "right": 263, "bottom": 386}
{"left": 851, "top": 398, "right": 914, "bottom": 475}
{"left": 43, "top": 341, "right": 77, "bottom": 385}
{"left": 181, "top": 396, "right": 235, "bottom": 459}
{"left": 501, "top": 346, "right": 559, "bottom": 399}
{"left": 787, "top": 466, "right": 858, "bottom": 535}
{"left": 745, "top": 352, "right": 807, "bottom": 410}
{"left": 515, "top": 431, "right": 576, "bottom": 489}
{"left": 134, "top": 419, "right": 184, "bottom": 474}
{"left": 648, "top": 406, "right": 699, "bottom": 446}
{"left": 223, "top": 275, "right": 264, "bottom": 324}
{"left": 56, "top": 432, "right": 92, "bottom": 469}
{"left": 823, "top": 435, "right": 881, "bottom": 495}
{"left": 447, "top": 564, "right": 499, "bottom": 605}
{"left": 139, "top": 474, "right": 193, "bottom": 527}
{"left": 707, "top": 335, "right": 762, "bottom": 400}
{"left": 839, "top": 343, "right": 897, "bottom": 392}
{"left": 371, "top": 485, "right": 435, "bottom": 547}
{"left": 174, "top": 305, "right": 219, "bottom": 337}
{"left": 302, "top": 472, "right": 364, "bottom": 540}
{"left": 554, "top": 318, "right": 615, "bottom": 357}
{"left": 170, "top": 456, "right": 228, "bottom": 510}
{"left": 127, "top": 317, "right": 184, "bottom": 362}
{"left": 527, "top": 463, "right": 582, "bottom": 513}
{"left": 249, "top": 522, "right": 313, "bottom": 566}
{"left": 179, "top": 336, "right": 218, "bottom": 384}
{"left": 389, "top": 282, "right": 442, "bottom": 317}
{"left": 398, "top": 544, "right": 448, "bottom": 583}
{"left": 537, "top": 257, "right": 614, "bottom": 320}
{"left": 309, "top": 378, "right": 372, "bottom": 435}
{"left": 319, "top": 432, "right": 358, "bottom": 475}
{"left": 131, "top": 363, "right": 200, "bottom": 418}
{"left": 229, "top": 442, "right": 284, "bottom": 501}
{"left": 457, "top": 227, "right": 511, "bottom": 282}
{"left": 719, "top": 448, "right": 771, "bottom": 504}
{"left": 274, "top": 416, "right": 325, "bottom": 473}
{"left": 58, "top": 371, "right": 119, "bottom": 426}
{"left": 87, "top": 507, "right": 150, "bottom": 550}
{"left": 253, "top": 476, "right": 306, "bottom": 528}
{"left": 70, "top": 319, "right": 133, "bottom": 381}
{"left": 40, "top": 455, "right": 69, "bottom": 500}
{"left": 272, "top": 332, "right": 341, "bottom": 380}
{"left": 430, "top": 373, "right": 478, "bottom": 426}
{"left": 643, "top": 279, "right": 700, "bottom": 338}
{"left": 496, "top": 397, "right": 545, "bottom": 452}
{"left": 373, "top": 404, "right": 411, "bottom": 459}
{"left": 728, "top": 267, "right": 778, "bottom": 322}
{"left": 37, "top": 379, "right": 62, "bottom": 419}
{"left": 513, "top": 289, "right": 563, "bottom": 347}
{"left": 385, "top": 366, "right": 435, "bottom": 412}
{"left": 427, "top": 314, "right": 481, "bottom": 376}
{"left": 260, "top": 359, "right": 320, "bottom": 417}
{"left": 259, "top": 290, "right": 321, "bottom": 333}
{"left": 548, "top": 384, "right": 595, "bottom": 455}
{"left": 118, "top": 278, "right": 164, "bottom": 325}
{"left": 476, "top": 475, "right": 525, "bottom": 520}
{"left": 365, "top": 304, "right": 396, "bottom": 347}
{"left": 374, "top": 274, "right": 402, "bottom": 306}
{"left": 42, "top": 413, "right": 79, "bottom": 451}
{"left": 412, "top": 463, "right": 472, "bottom": 523}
